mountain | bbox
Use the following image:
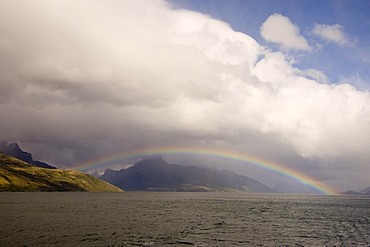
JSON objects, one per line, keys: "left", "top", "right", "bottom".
{"left": 0, "top": 141, "right": 56, "bottom": 169}
{"left": 0, "top": 153, "right": 122, "bottom": 192}
{"left": 360, "top": 186, "right": 370, "bottom": 194}
{"left": 100, "top": 155, "right": 275, "bottom": 193}
{"left": 343, "top": 186, "right": 370, "bottom": 195}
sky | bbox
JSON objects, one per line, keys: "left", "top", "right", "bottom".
{"left": 172, "top": 0, "right": 370, "bottom": 87}
{"left": 0, "top": 0, "right": 369, "bottom": 193}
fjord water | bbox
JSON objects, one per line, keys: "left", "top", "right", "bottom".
{"left": 1, "top": 192, "right": 369, "bottom": 246}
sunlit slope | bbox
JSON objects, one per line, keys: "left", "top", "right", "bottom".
{"left": 0, "top": 153, "right": 122, "bottom": 192}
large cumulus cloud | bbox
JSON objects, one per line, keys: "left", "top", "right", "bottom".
{"left": 0, "top": 0, "right": 369, "bottom": 191}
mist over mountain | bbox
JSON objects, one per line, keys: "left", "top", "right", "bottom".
{"left": 0, "top": 141, "right": 56, "bottom": 169}
{"left": 101, "top": 155, "right": 275, "bottom": 193}
{"left": 344, "top": 186, "right": 370, "bottom": 195}
{"left": 361, "top": 186, "right": 370, "bottom": 194}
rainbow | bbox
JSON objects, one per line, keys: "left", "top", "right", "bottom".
{"left": 74, "top": 146, "right": 338, "bottom": 195}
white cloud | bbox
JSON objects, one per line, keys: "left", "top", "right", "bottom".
{"left": 0, "top": 1, "right": 369, "bottom": 191}
{"left": 340, "top": 74, "right": 370, "bottom": 91}
{"left": 312, "top": 24, "right": 348, "bottom": 45}
{"left": 302, "top": 69, "right": 330, "bottom": 84}
{"left": 260, "top": 13, "right": 310, "bottom": 51}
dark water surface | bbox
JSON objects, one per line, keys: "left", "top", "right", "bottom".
{"left": 1, "top": 192, "right": 369, "bottom": 246}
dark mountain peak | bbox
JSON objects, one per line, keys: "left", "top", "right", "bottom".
{"left": 0, "top": 141, "right": 56, "bottom": 169}
{"left": 136, "top": 154, "right": 167, "bottom": 166}
{"left": 0, "top": 141, "right": 34, "bottom": 164}
{"left": 1, "top": 142, "right": 24, "bottom": 155}
{"left": 144, "top": 154, "right": 165, "bottom": 162}
{"left": 8, "top": 142, "right": 21, "bottom": 150}
{"left": 101, "top": 156, "right": 275, "bottom": 193}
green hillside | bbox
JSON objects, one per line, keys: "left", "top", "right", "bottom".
{"left": 0, "top": 153, "right": 122, "bottom": 192}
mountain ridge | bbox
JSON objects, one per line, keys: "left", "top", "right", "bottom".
{"left": 101, "top": 155, "right": 275, "bottom": 193}
{"left": 0, "top": 153, "right": 122, "bottom": 192}
{"left": 343, "top": 186, "right": 370, "bottom": 195}
{"left": 0, "top": 141, "right": 56, "bottom": 169}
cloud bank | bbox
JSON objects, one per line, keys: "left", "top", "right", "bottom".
{"left": 0, "top": 0, "right": 369, "bottom": 191}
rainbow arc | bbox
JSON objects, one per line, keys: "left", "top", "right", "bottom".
{"left": 74, "top": 146, "right": 338, "bottom": 195}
